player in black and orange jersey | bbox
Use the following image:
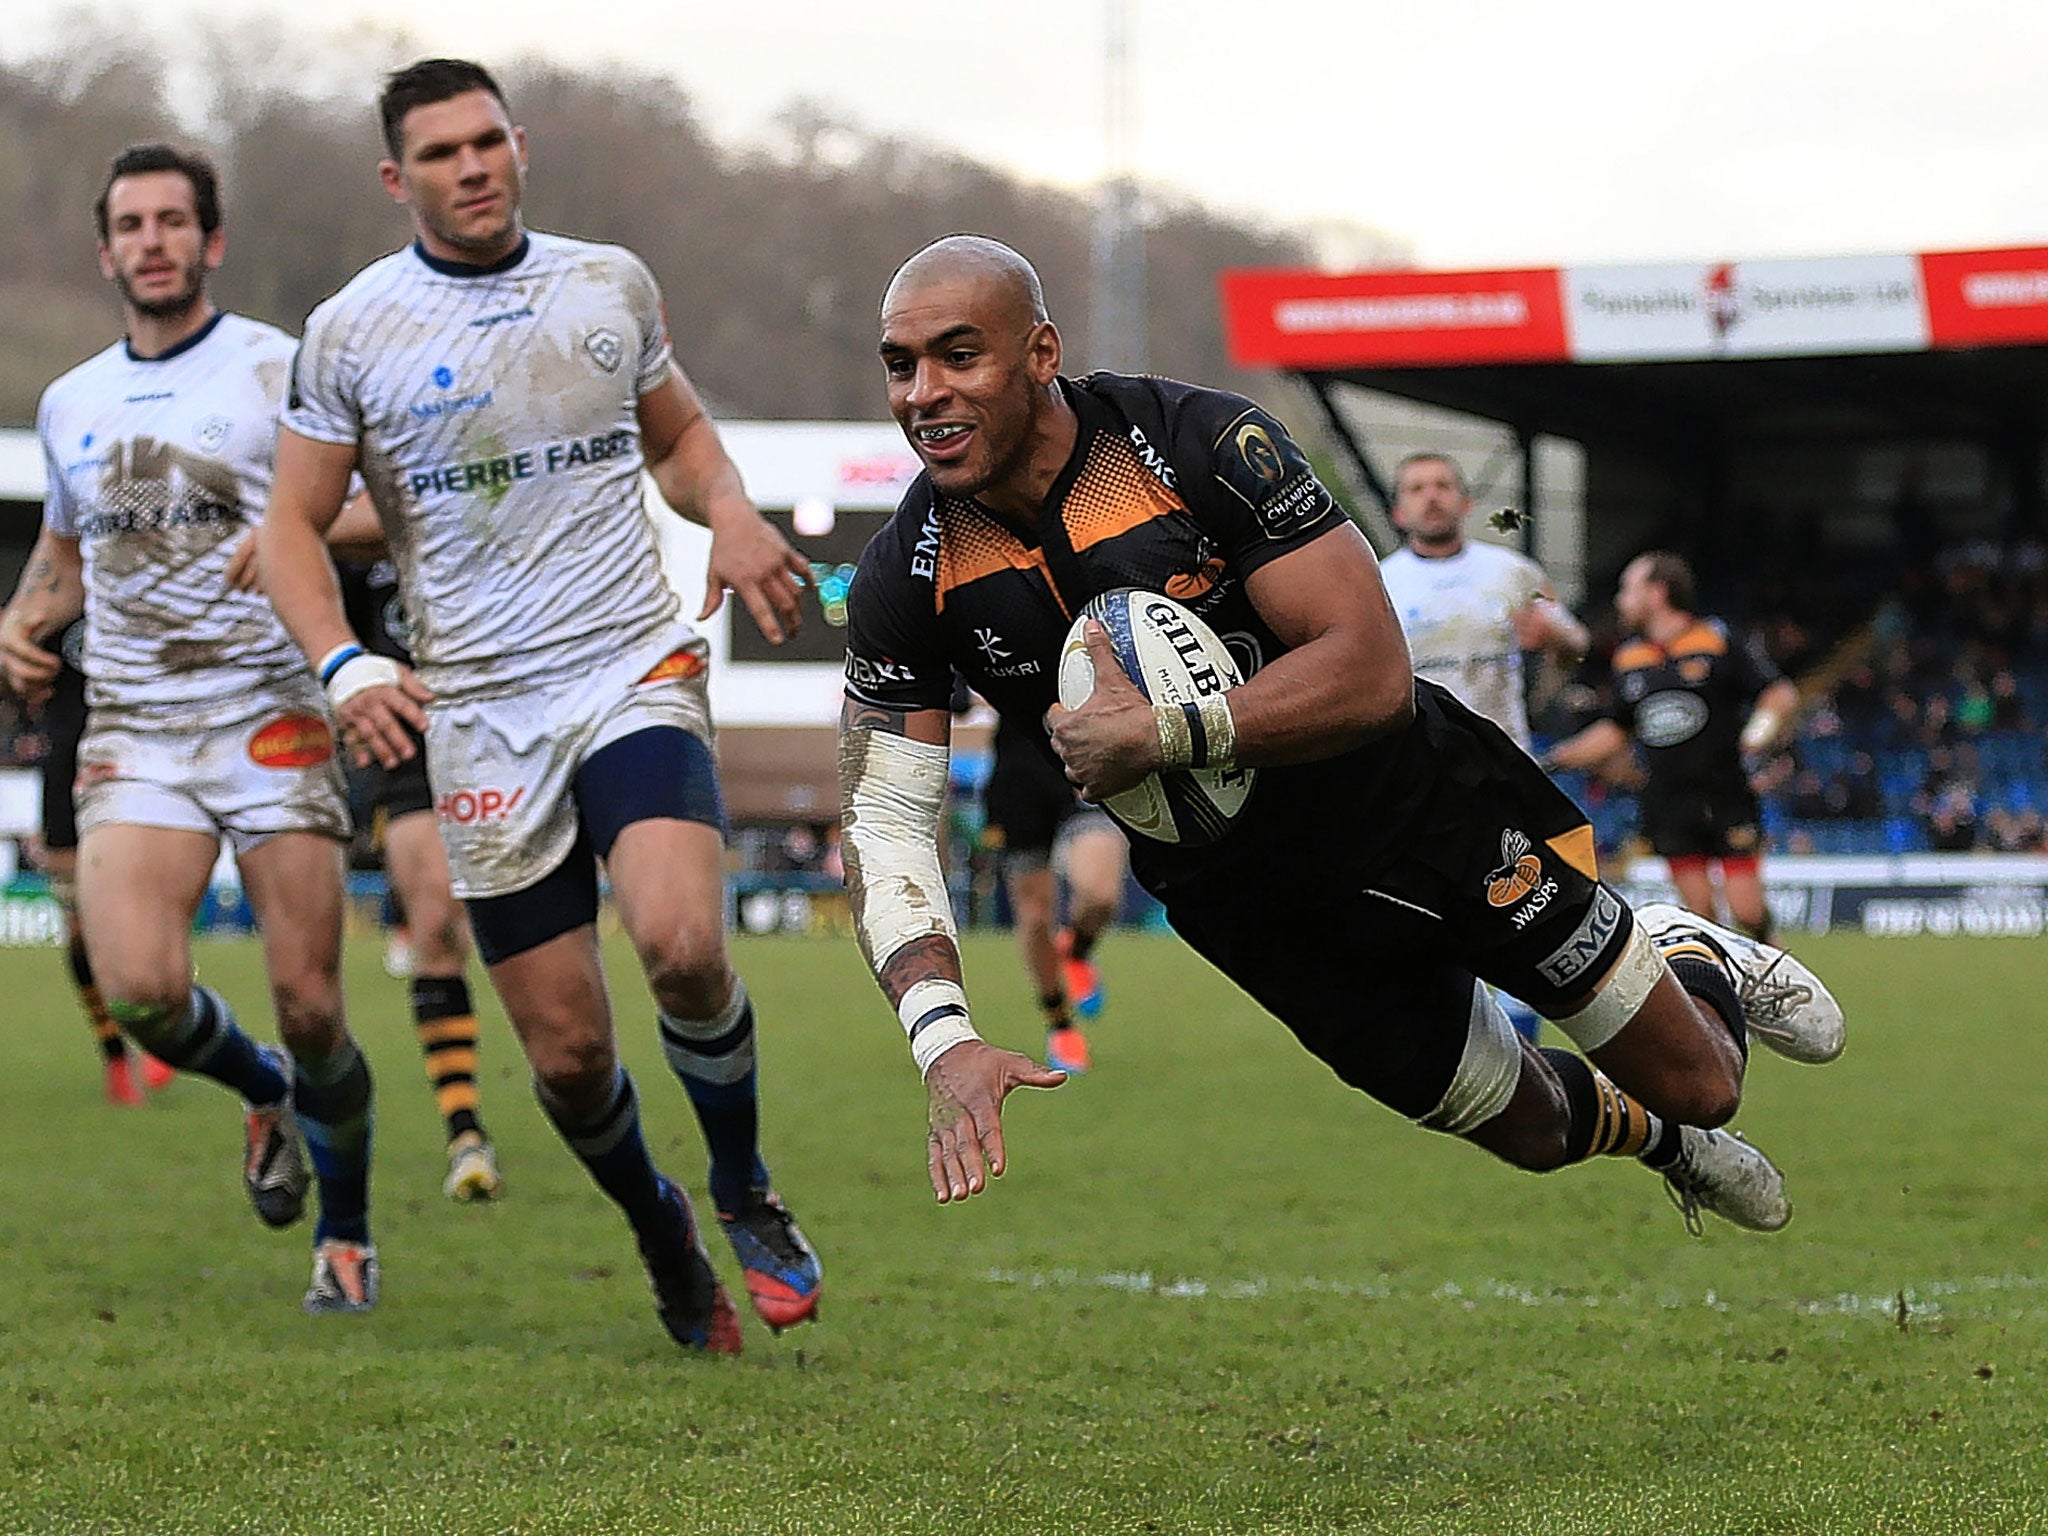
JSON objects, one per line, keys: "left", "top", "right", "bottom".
{"left": 336, "top": 558, "right": 503, "bottom": 1200}
{"left": 1549, "top": 552, "right": 1800, "bottom": 949}
{"left": 836, "top": 236, "right": 1846, "bottom": 1241}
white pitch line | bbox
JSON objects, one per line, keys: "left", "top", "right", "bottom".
{"left": 982, "top": 1267, "right": 2048, "bottom": 1324}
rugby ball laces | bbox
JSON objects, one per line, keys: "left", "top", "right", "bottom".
{"left": 1056, "top": 588, "right": 1257, "bottom": 846}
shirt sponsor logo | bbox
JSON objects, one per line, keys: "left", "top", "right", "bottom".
{"left": 1537, "top": 885, "right": 1624, "bottom": 988}
{"left": 1127, "top": 424, "right": 1177, "bottom": 489}
{"left": 846, "top": 653, "right": 916, "bottom": 690}
{"left": 638, "top": 646, "right": 707, "bottom": 685}
{"left": 406, "top": 431, "right": 637, "bottom": 498}
{"left": 1637, "top": 689, "right": 1709, "bottom": 747}
{"left": 437, "top": 786, "right": 527, "bottom": 824}
{"left": 471, "top": 306, "right": 535, "bottom": 330}
{"left": 247, "top": 713, "right": 334, "bottom": 769}
{"left": 910, "top": 507, "right": 941, "bottom": 581}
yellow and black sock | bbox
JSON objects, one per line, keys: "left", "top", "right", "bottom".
{"left": 411, "top": 975, "right": 484, "bottom": 1143}
{"left": 68, "top": 935, "right": 126, "bottom": 1062}
{"left": 1540, "top": 1047, "right": 1680, "bottom": 1169}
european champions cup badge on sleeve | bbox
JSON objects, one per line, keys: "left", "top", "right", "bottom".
{"left": 585, "top": 328, "right": 624, "bottom": 374}
{"left": 1235, "top": 422, "right": 1284, "bottom": 483}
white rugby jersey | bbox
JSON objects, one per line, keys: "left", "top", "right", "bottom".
{"left": 1381, "top": 540, "right": 1550, "bottom": 749}
{"left": 285, "top": 232, "right": 682, "bottom": 696}
{"left": 38, "top": 312, "right": 306, "bottom": 712}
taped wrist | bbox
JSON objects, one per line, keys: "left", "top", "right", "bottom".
{"left": 898, "top": 977, "right": 979, "bottom": 1077}
{"left": 317, "top": 643, "right": 401, "bottom": 711}
{"left": 840, "top": 727, "right": 983, "bottom": 1070}
{"left": 1153, "top": 695, "right": 1237, "bottom": 770}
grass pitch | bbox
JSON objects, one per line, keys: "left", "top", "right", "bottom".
{"left": 2, "top": 927, "right": 2044, "bottom": 1534}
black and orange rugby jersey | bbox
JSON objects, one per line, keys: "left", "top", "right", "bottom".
{"left": 845, "top": 372, "right": 1433, "bottom": 891}
{"left": 1605, "top": 616, "right": 1779, "bottom": 803}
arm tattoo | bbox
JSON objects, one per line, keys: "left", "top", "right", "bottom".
{"left": 841, "top": 695, "right": 914, "bottom": 734}
{"left": 878, "top": 934, "right": 963, "bottom": 1008}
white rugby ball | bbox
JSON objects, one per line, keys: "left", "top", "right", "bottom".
{"left": 1056, "top": 589, "right": 1257, "bottom": 846}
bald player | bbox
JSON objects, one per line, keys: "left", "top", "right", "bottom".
{"left": 836, "top": 234, "right": 1846, "bottom": 1243}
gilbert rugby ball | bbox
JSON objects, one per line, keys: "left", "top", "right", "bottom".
{"left": 1056, "top": 588, "right": 1256, "bottom": 846}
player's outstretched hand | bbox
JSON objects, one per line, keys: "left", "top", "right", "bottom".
{"left": 336, "top": 668, "right": 433, "bottom": 770}
{"left": 0, "top": 617, "right": 61, "bottom": 703}
{"left": 1046, "top": 620, "right": 1161, "bottom": 801}
{"left": 224, "top": 531, "right": 263, "bottom": 593}
{"left": 702, "top": 503, "right": 811, "bottom": 645}
{"left": 925, "top": 1039, "right": 1066, "bottom": 1204}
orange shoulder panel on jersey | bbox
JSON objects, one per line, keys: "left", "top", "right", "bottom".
{"left": 1611, "top": 639, "right": 1663, "bottom": 673}
{"left": 934, "top": 508, "right": 1064, "bottom": 617}
{"left": 1064, "top": 431, "right": 1186, "bottom": 553}
{"left": 1669, "top": 621, "right": 1728, "bottom": 658}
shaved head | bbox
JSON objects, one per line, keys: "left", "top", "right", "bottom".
{"left": 883, "top": 235, "right": 1048, "bottom": 330}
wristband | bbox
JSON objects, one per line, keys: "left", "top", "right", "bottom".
{"left": 898, "top": 977, "right": 980, "bottom": 1077}
{"left": 321, "top": 650, "right": 404, "bottom": 711}
{"left": 1153, "top": 695, "right": 1238, "bottom": 770}
{"left": 316, "top": 643, "right": 364, "bottom": 685}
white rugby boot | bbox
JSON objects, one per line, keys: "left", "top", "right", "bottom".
{"left": 1635, "top": 903, "right": 1846, "bottom": 1064}
{"left": 1662, "top": 1125, "right": 1791, "bottom": 1235}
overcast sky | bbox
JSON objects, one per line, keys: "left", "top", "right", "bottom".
{"left": 11, "top": 0, "right": 2048, "bottom": 270}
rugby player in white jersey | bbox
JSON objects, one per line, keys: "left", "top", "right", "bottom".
{"left": 258, "top": 59, "right": 821, "bottom": 1353}
{"left": 0, "top": 144, "right": 378, "bottom": 1315}
{"left": 1380, "top": 453, "right": 1589, "bottom": 754}
{"left": 1381, "top": 452, "right": 1590, "bottom": 1039}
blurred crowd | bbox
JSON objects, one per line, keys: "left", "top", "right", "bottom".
{"left": 1543, "top": 538, "right": 2048, "bottom": 858}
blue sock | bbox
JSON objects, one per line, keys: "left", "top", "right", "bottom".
{"left": 658, "top": 981, "right": 768, "bottom": 1214}
{"left": 294, "top": 1039, "right": 374, "bottom": 1245}
{"left": 1498, "top": 990, "right": 1544, "bottom": 1043}
{"left": 539, "top": 1068, "right": 679, "bottom": 1240}
{"left": 112, "top": 986, "right": 289, "bottom": 1105}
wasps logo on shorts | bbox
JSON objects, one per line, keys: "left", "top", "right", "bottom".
{"left": 1485, "top": 829, "right": 1545, "bottom": 909}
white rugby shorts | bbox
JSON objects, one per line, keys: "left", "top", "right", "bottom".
{"left": 427, "top": 632, "right": 715, "bottom": 899}
{"left": 75, "top": 677, "right": 349, "bottom": 853}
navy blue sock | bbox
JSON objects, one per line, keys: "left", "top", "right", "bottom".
{"left": 295, "top": 1040, "right": 374, "bottom": 1245}
{"left": 658, "top": 981, "right": 768, "bottom": 1214}
{"left": 112, "top": 986, "right": 289, "bottom": 1105}
{"left": 540, "top": 1068, "right": 678, "bottom": 1239}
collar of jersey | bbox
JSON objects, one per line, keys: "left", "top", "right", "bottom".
{"left": 411, "top": 234, "right": 531, "bottom": 278}
{"left": 123, "top": 309, "right": 226, "bottom": 365}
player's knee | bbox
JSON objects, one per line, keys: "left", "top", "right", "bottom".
{"left": 1491, "top": 1119, "right": 1573, "bottom": 1173}
{"left": 531, "top": 1032, "right": 618, "bottom": 1110}
{"left": 410, "top": 897, "right": 468, "bottom": 971}
{"left": 1666, "top": 1064, "right": 1742, "bottom": 1129}
{"left": 639, "top": 929, "right": 728, "bottom": 1019}
{"left": 270, "top": 975, "right": 344, "bottom": 1056}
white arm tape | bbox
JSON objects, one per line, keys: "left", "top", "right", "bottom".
{"left": 839, "top": 728, "right": 981, "bottom": 1073}
{"left": 320, "top": 648, "right": 403, "bottom": 712}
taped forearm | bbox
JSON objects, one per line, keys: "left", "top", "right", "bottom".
{"left": 839, "top": 727, "right": 979, "bottom": 1073}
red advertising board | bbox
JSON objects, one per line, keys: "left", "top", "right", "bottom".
{"left": 1919, "top": 246, "right": 2048, "bottom": 348}
{"left": 1220, "top": 267, "right": 1569, "bottom": 369}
